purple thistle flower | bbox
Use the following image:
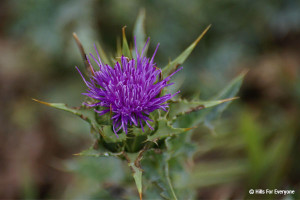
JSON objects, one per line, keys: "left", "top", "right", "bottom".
{"left": 76, "top": 37, "right": 182, "bottom": 137}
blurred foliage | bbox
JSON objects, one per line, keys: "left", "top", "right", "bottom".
{"left": 0, "top": 0, "right": 299, "bottom": 199}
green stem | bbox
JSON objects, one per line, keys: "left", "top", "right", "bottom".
{"left": 132, "top": 136, "right": 137, "bottom": 152}
{"left": 165, "top": 161, "right": 178, "bottom": 200}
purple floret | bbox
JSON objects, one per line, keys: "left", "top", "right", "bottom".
{"left": 76, "top": 37, "right": 182, "bottom": 137}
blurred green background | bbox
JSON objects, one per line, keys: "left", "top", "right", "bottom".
{"left": 0, "top": 0, "right": 299, "bottom": 199}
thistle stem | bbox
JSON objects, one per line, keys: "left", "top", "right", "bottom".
{"left": 165, "top": 161, "right": 178, "bottom": 200}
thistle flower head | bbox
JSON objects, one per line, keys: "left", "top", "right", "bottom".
{"left": 76, "top": 38, "right": 182, "bottom": 137}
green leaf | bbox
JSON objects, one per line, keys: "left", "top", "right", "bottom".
{"left": 162, "top": 25, "right": 210, "bottom": 77}
{"left": 74, "top": 145, "right": 123, "bottom": 158}
{"left": 126, "top": 153, "right": 143, "bottom": 200}
{"left": 132, "top": 164, "right": 143, "bottom": 200}
{"left": 164, "top": 136, "right": 197, "bottom": 199}
{"left": 64, "top": 156, "right": 124, "bottom": 185}
{"left": 33, "top": 99, "right": 127, "bottom": 143}
{"left": 133, "top": 9, "right": 147, "bottom": 55}
{"left": 204, "top": 71, "right": 246, "bottom": 130}
{"left": 164, "top": 134, "right": 196, "bottom": 159}
{"left": 146, "top": 118, "right": 191, "bottom": 142}
{"left": 122, "top": 26, "right": 132, "bottom": 59}
{"left": 142, "top": 144, "right": 190, "bottom": 200}
{"left": 142, "top": 151, "right": 172, "bottom": 199}
{"left": 168, "top": 97, "right": 238, "bottom": 120}
{"left": 164, "top": 160, "right": 178, "bottom": 200}
{"left": 32, "top": 99, "right": 98, "bottom": 125}
{"left": 175, "top": 71, "right": 246, "bottom": 128}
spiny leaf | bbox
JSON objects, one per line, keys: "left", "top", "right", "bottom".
{"left": 74, "top": 146, "right": 123, "bottom": 158}
{"left": 164, "top": 134, "right": 196, "bottom": 159}
{"left": 133, "top": 9, "right": 147, "bottom": 55}
{"left": 162, "top": 25, "right": 211, "bottom": 77}
{"left": 146, "top": 118, "right": 191, "bottom": 142}
{"left": 175, "top": 71, "right": 246, "bottom": 128}
{"left": 32, "top": 99, "right": 127, "bottom": 143}
{"left": 142, "top": 151, "right": 171, "bottom": 199}
{"left": 122, "top": 26, "right": 132, "bottom": 59}
{"left": 164, "top": 160, "right": 178, "bottom": 200}
{"left": 204, "top": 71, "right": 247, "bottom": 130}
{"left": 168, "top": 97, "right": 238, "bottom": 120}
{"left": 164, "top": 136, "right": 196, "bottom": 199}
{"left": 32, "top": 99, "right": 95, "bottom": 123}
{"left": 142, "top": 147, "right": 186, "bottom": 200}
{"left": 33, "top": 99, "right": 103, "bottom": 140}
{"left": 126, "top": 153, "right": 144, "bottom": 200}
{"left": 132, "top": 164, "right": 143, "bottom": 200}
